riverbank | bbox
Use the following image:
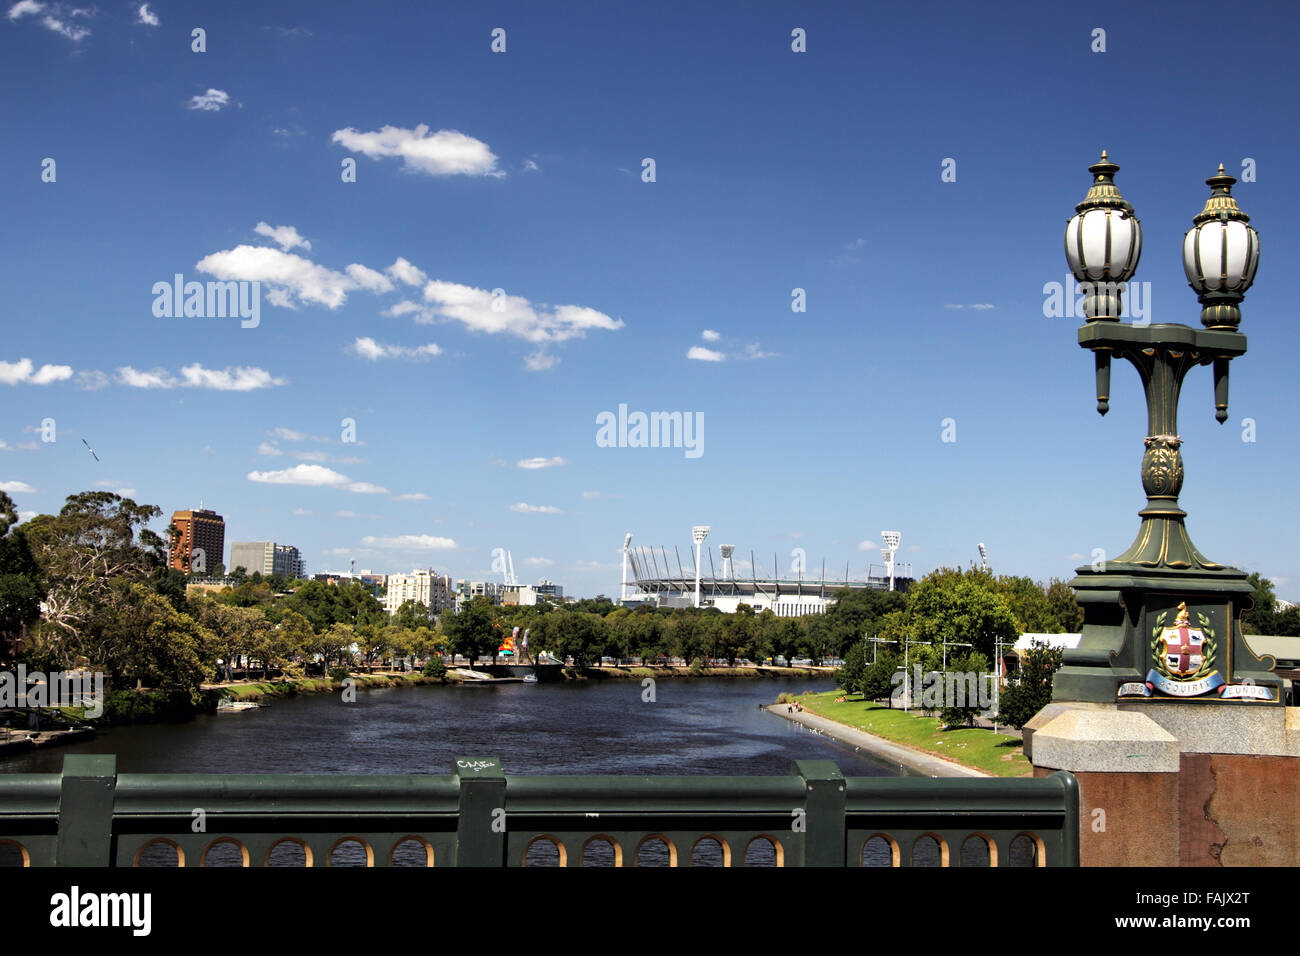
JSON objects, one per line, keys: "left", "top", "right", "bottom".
{"left": 0, "top": 727, "right": 95, "bottom": 758}
{"left": 771, "top": 691, "right": 1031, "bottom": 778}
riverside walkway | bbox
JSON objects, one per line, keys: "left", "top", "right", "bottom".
{"left": 764, "top": 704, "right": 989, "bottom": 778}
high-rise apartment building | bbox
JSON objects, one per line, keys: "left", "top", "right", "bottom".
{"left": 385, "top": 569, "right": 456, "bottom": 616}
{"left": 230, "top": 541, "right": 305, "bottom": 580}
{"left": 169, "top": 508, "right": 225, "bottom": 575}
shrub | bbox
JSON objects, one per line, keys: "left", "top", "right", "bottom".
{"left": 328, "top": 665, "right": 350, "bottom": 681}
{"left": 422, "top": 656, "right": 447, "bottom": 681}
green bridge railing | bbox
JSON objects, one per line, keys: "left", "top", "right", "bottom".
{"left": 0, "top": 755, "right": 1079, "bottom": 867}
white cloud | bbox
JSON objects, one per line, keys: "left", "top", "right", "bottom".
{"left": 345, "top": 263, "right": 394, "bottom": 294}
{"left": 196, "top": 244, "right": 356, "bottom": 309}
{"left": 178, "top": 364, "right": 285, "bottom": 390}
{"left": 116, "top": 366, "right": 174, "bottom": 388}
{"left": 293, "top": 450, "right": 328, "bottom": 462}
{"left": 331, "top": 124, "right": 501, "bottom": 177}
{"left": 186, "top": 88, "right": 230, "bottom": 112}
{"left": 524, "top": 350, "right": 558, "bottom": 372}
{"left": 581, "top": 490, "right": 601, "bottom": 499}
{"left": 509, "top": 502, "right": 561, "bottom": 514}
{"left": 945, "top": 303, "right": 996, "bottom": 311}
{"left": 0, "top": 481, "right": 35, "bottom": 493}
{"left": 385, "top": 257, "right": 427, "bottom": 287}
{"left": 687, "top": 346, "right": 725, "bottom": 362}
{"left": 420, "top": 281, "right": 622, "bottom": 344}
{"left": 393, "top": 492, "right": 429, "bottom": 501}
{"left": 16, "top": 510, "right": 35, "bottom": 522}
{"left": 516, "top": 457, "right": 566, "bottom": 470}
{"left": 135, "top": 3, "right": 158, "bottom": 26}
{"left": 253, "top": 221, "right": 311, "bottom": 252}
{"left": 362, "top": 534, "right": 457, "bottom": 550}
{"left": 7, "top": 1, "right": 43, "bottom": 20}
{"left": 76, "top": 370, "right": 109, "bottom": 390}
{"left": 41, "top": 14, "right": 89, "bottom": 41}
{"left": 523, "top": 158, "right": 539, "bottom": 172}
{"left": 246, "top": 464, "right": 388, "bottom": 494}
{"left": 525, "top": 557, "right": 554, "bottom": 567}
{"left": 743, "top": 343, "right": 777, "bottom": 360}
{"left": 858, "top": 540, "right": 878, "bottom": 551}
{"left": 0, "top": 359, "right": 73, "bottom": 385}
{"left": 0, "top": 360, "right": 33, "bottom": 385}
{"left": 116, "top": 365, "right": 283, "bottom": 390}
{"left": 258, "top": 442, "right": 282, "bottom": 456}
{"left": 701, "top": 329, "right": 720, "bottom": 342}
{"left": 348, "top": 337, "right": 442, "bottom": 361}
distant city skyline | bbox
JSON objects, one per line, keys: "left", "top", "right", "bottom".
{"left": 3, "top": 2, "right": 1297, "bottom": 601}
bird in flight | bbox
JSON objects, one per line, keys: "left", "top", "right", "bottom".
{"left": 81, "top": 438, "right": 99, "bottom": 462}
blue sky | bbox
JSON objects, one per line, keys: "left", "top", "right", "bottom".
{"left": 2, "top": 1, "right": 1298, "bottom": 600}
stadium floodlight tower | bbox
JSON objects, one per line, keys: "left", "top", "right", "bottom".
{"left": 719, "top": 544, "right": 736, "bottom": 580}
{"left": 978, "top": 542, "right": 988, "bottom": 571}
{"left": 691, "top": 525, "right": 711, "bottom": 608}
{"left": 880, "top": 531, "right": 901, "bottom": 591}
{"left": 621, "top": 533, "right": 633, "bottom": 601}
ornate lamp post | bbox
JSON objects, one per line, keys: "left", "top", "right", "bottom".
{"left": 1053, "top": 154, "right": 1278, "bottom": 704}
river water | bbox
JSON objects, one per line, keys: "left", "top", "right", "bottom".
{"left": 3, "top": 677, "right": 914, "bottom": 777}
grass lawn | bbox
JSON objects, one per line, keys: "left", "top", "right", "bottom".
{"left": 790, "top": 691, "right": 1032, "bottom": 777}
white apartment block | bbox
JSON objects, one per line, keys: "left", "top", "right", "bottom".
{"left": 230, "top": 541, "right": 305, "bottom": 580}
{"left": 385, "top": 569, "right": 457, "bottom": 616}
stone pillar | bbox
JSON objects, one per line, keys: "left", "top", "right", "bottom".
{"left": 1030, "top": 703, "right": 1300, "bottom": 866}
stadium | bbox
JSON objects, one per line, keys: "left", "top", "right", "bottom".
{"left": 619, "top": 529, "right": 914, "bottom": 617}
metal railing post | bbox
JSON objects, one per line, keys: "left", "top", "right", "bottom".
{"left": 793, "top": 760, "right": 845, "bottom": 866}
{"left": 56, "top": 754, "right": 117, "bottom": 867}
{"left": 454, "top": 757, "right": 506, "bottom": 866}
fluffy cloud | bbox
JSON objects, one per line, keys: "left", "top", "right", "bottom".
{"left": 687, "top": 346, "right": 725, "bottom": 362}
{"left": 247, "top": 463, "right": 388, "bottom": 494}
{"left": 516, "top": 457, "right": 566, "bottom": 470}
{"left": 0, "top": 359, "right": 72, "bottom": 385}
{"left": 348, "top": 337, "right": 442, "bottom": 360}
{"left": 509, "top": 502, "right": 561, "bottom": 514}
{"left": 7, "top": 2, "right": 91, "bottom": 41}
{"left": 331, "top": 124, "right": 501, "bottom": 177}
{"left": 393, "top": 492, "right": 429, "bottom": 501}
{"left": 385, "top": 257, "right": 427, "bottom": 287}
{"left": 523, "top": 350, "right": 558, "bottom": 371}
{"left": 196, "top": 244, "right": 355, "bottom": 309}
{"left": 186, "top": 89, "right": 230, "bottom": 112}
{"left": 361, "top": 534, "right": 457, "bottom": 550}
{"left": 419, "top": 281, "right": 622, "bottom": 344}
{"left": 136, "top": 3, "right": 158, "bottom": 26}
{"left": 254, "top": 221, "right": 310, "bottom": 252}
{"left": 116, "top": 364, "right": 285, "bottom": 390}
{"left": 701, "top": 329, "right": 720, "bottom": 342}
{"left": 0, "top": 480, "right": 35, "bottom": 493}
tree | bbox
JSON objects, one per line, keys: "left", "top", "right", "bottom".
{"left": 906, "top": 566, "right": 1020, "bottom": 661}
{"left": 1242, "top": 571, "right": 1277, "bottom": 635}
{"left": 860, "top": 649, "right": 902, "bottom": 707}
{"left": 997, "top": 638, "right": 1065, "bottom": 729}
{"left": 440, "top": 597, "right": 499, "bottom": 668}
{"left": 21, "top": 492, "right": 168, "bottom": 670}
{"left": 1044, "top": 579, "right": 1084, "bottom": 633}
{"left": 393, "top": 599, "right": 433, "bottom": 631}
{"left": 0, "top": 491, "right": 43, "bottom": 667}
{"left": 836, "top": 641, "right": 867, "bottom": 694}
